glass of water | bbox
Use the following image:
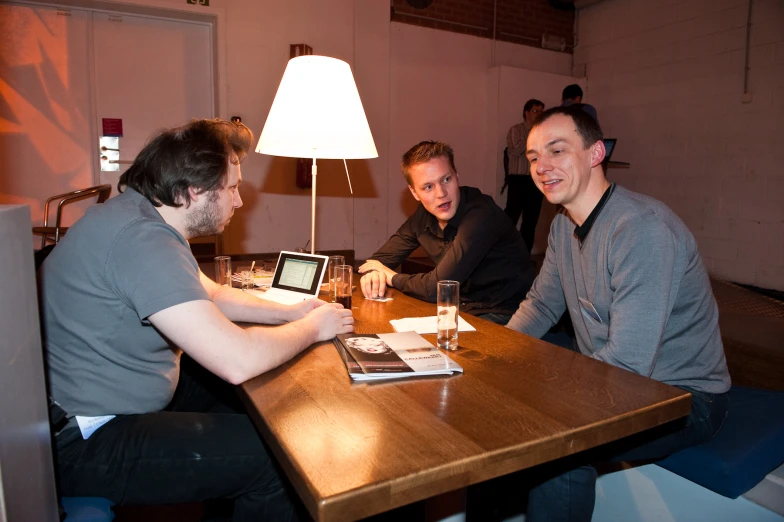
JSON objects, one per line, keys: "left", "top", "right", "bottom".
{"left": 437, "top": 280, "right": 459, "bottom": 350}
{"left": 240, "top": 270, "right": 255, "bottom": 290}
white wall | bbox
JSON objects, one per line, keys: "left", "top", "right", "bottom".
{"left": 385, "top": 23, "right": 573, "bottom": 251}
{"left": 218, "top": 0, "right": 390, "bottom": 256}
{"left": 198, "top": 2, "right": 575, "bottom": 259}
{"left": 574, "top": 0, "right": 784, "bottom": 291}
{"left": 187, "top": 2, "right": 574, "bottom": 258}
{"left": 1, "top": 0, "right": 576, "bottom": 261}
{"left": 488, "top": 66, "right": 581, "bottom": 254}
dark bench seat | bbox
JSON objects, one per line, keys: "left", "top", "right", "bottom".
{"left": 656, "top": 386, "right": 784, "bottom": 499}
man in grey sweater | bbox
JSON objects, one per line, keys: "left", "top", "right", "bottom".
{"left": 505, "top": 106, "right": 731, "bottom": 522}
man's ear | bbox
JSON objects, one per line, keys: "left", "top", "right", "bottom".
{"left": 590, "top": 140, "right": 606, "bottom": 169}
{"left": 408, "top": 185, "right": 421, "bottom": 202}
{"left": 182, "top": 186, "right": 202, "bottom": 208}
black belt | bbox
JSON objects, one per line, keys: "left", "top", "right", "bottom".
{"left": 48, "top": 396, "right": 69, "bottom": 434}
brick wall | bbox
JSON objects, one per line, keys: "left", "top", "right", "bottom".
{"left": 575, "top": 0, "right": 784, "bottom": 291}
{"left": 391, "top": 0, "right": 574, "bottom": 52}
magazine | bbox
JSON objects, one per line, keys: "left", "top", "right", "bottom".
{"left": 333, "top": 331, "right": 463, "bottom": 381}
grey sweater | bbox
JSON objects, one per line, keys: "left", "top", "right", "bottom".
{"left": 507, "top": 186, "right": 731, "bottom": 394}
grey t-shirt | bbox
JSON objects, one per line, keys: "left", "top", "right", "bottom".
{"left": 41, "top": 188, "right": 209, "bottom": 417}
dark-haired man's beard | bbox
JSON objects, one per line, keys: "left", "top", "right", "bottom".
{"left": 185, "top": 191, "right": 228, "bottom": 238}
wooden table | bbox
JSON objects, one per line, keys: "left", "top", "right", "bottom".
{"left": 237, "top": 288, "right": 691, "bottom": 522}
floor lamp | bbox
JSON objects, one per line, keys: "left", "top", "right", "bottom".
{"left": 256, "top": 55, "right": 378, "bottom": 254}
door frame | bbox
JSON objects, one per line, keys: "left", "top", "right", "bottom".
{"left": 1, "top": 0, "right": 226, "bottom": 185}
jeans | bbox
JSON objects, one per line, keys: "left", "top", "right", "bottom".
{"left": 504, "top": 175, "right": 544, "bottom": 253}
{"left": 54, "top": 356, "right": 297, "bottom": 522}
{"left": 525, "top": 386, "right": 729, "bottom": 522}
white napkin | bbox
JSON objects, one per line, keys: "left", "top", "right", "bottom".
{"left": 389, "top": 316, "right": 476, "bottom": 334}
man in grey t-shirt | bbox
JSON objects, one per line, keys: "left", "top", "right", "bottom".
{"left": 502, "top": 107, "right": 730, "bottom": 522}
{"left": 41, "top": 119, "right": 354, "bottom": 519}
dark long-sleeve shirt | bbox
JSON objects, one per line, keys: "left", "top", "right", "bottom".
{"left": 372, "top": 186, "right": 535, "bottom": 315}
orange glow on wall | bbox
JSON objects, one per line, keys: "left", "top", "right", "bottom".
{"left": 0, "top": 5, "right": 92, "bottom": 232}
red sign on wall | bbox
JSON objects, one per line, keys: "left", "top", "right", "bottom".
{"left": 102, "top": 118, "right": 123, "bottom": 137}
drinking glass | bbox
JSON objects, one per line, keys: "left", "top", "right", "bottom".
{"left": 240, "top": 270, "right": 255, "bottom": 290}
{"left": 326, "top": 255, "right": 345, "bottom": 302}
{"left": 334, "top": 265, "right": 353, "bottom": 310}
{"left": 437, "top": 280, "right": 460, "bottom": 350}
{"left": 214, "top": 256, "right": 232, "bottom": 286}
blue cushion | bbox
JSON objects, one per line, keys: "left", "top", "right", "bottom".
{"left": 60, "top": 497, "right": 115, "bottom": 522}
{"left": 657, "top": 386, "right": 784, "bottom": 498}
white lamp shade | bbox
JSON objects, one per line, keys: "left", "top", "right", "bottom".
{"left": 256, "top": 55, "right": 378, "bottom": 160}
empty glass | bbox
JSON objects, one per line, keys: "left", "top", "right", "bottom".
{"left": 214, "top": 256, "right": 232, "bottom": 286}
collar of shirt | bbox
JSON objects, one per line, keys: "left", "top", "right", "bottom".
{"left": 574, "top": 182, "right": 615, "bottom": 242}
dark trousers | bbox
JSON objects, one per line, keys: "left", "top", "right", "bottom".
{"left": 54, "top": 356, "right": 297, "bottom": 522}
{"left": 504, "top": 175, "right": 543, "bottom": 253}
{"left": 524, "top": 387, "right": 729, "bottom": 522}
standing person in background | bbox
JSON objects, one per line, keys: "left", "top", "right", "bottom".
{"left": 504, "top": 98, "right": 545, "bottom": 252}
{"left": 561, "top": 84, "right": 600, "bottom": 126}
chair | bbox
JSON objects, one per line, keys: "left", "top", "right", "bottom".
{"left": 32, "top": 185, "right": 112, "bottom": 248}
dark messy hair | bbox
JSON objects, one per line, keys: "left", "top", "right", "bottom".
{"left": 561, "top": 83, "right": 583, "bottom": 101}
{"left": 532, "top": 106, "right": 603, "bottom": 149}
{"left": 401, "top": 141, "right": 457, "bottom": 185}
{"left": 118, "top": 118, "right": 253, "bottom": 207}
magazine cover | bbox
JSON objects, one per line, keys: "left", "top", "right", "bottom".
{"left": 334, "top": 331, "right": 463, "bottom": 381}
{"left": 332, "top": 338, "right": 368, "bottom": 377}
{"left": 338, "top": 334, "right": 412, "bottom": 373}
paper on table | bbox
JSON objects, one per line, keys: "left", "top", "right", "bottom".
{"left": 389, "top": 316, "right": 476, "bottom": 334}
{"left": 254, "top": 274, "right": 274, "bottom": 288}
{"left": 232, "top": 271, "right": 274, "bottom": 288}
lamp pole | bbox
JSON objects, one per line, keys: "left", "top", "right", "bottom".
{"left": 311, "top": 157, "right": 317, "bottom": 254}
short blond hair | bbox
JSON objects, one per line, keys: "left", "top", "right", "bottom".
{"left": 401, "top": 141, "right": 456, "bottom": 185}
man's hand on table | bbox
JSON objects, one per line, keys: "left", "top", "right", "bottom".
{"left": 358, "top": 260, "right": 397, "bottom": 299}
{"left": 304, "top": 302, "right": 355, "bottom": 340}
{"left": 288, "top": 298, "right": 325, "bottom": 321}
